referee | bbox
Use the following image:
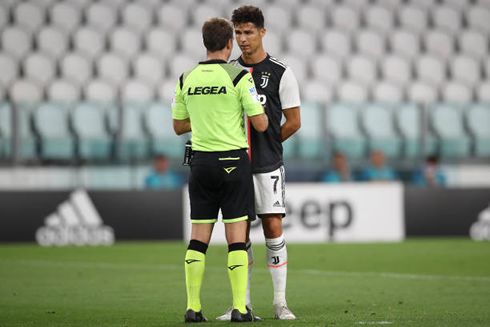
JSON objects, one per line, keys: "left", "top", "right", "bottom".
{"left": 172, "top": 17, "right": 268, "bottom": 323}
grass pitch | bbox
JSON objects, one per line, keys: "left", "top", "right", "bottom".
{"left": 0, "top": 238, "right": 489, "bottom": 326}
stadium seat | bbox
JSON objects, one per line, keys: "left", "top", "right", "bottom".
{"left": 64, "top": 0, "right": 91, "bottom": 10}
{"left": 296, "top": 5, "right": 326, "bottom": 32}
{"left": 121, "top": 2, "right": 152, "bottom": 34}
{"left": 398, "top": 5, "right": 428, "bottom": 35}
{"left": 281, "top": 54, "right": 308, "bottom": 86}
{"left": 0, "top": 53, "right": 18, "bottom": 88}
{"left": 373, "top": 81, "right": 403, "bottom": 103}
{"left": 331, "top": 6, "right": 360, "bottom": 33}
{"left": 432, "top": 6, "right": 461, "bottom": 35}
{"left": 0, "top": 101, "right": 37, "bottom": 160}
{"left": 466, "top": 6, "right": 490, "bottom": 34}
{"left": 109, "top": 27, "right": 141, "bottom": 61}
{"left": 71, "top": 102, "right": 113, "bottom": 160}
{"left": 30, "top": 0, "right": 57, "bottom": 10}
{"left": 343, "top": 0, "right": 371, "bottom": 11}
{"left": 458, "top": 30, "right": 487, "bottom": 61}
{"left": 409, "top": 0, "right": 437, "bottom": 9}
{"left": 181, "top": 28, "right": 205, "bottom": 57}
{"left": 144, "top": 102, "right": 185, "bottom": 159}
{"left": 145, "top": 28, "right": 177, "bottom": 59}
{"left": 166, "top": 0, "right": 195, "bottom": 9}
{"left": 441, "top": 0, "right": 469, "bottom": 11}
{"left": 306, "top": 0, "right": 335, "bottom": 9}
{"left": 346, "top": 55, "right": 377, "bottom": 86}
{"left": 121, "top": 79, "right": 154, "bottom": 103}
{"left": 390, "top": 30, "right": 419, "bottom": 60}
{"left": 286, "top": 29, "right": 317, "bottom": 59}
{"left": 262, "top": 30, "right": 283, "bottom": 57}
{"left": 191, "top": 4, "right": 222, "bottom": 28}
{"left": 375, "top": 0, "right": 404, "bottom": 9}
{"left": 0, "top": 6, "right": 7, "bottom": 31}
{"left": 33, "top": 102, "right": 75, "bottom": 160}
{"left": 364, "top": 5, "right": 394, "bottom": 35}
{"left": 416, "top": 55, "right": 446, "bottom": 87}
{"left": 408, "top": 81, "right": 438, "bottom": 103}
{"left": 430, "top": 103, "right": 471, "bottom": 158}
{"left": 14, "top": 2, "right": 45, "bottom": 33}
{"left": 381, "top": 55, "right": 412, "bottom": 86}
{"left": 326, "top": 103, "right": 366, "bottom": 159}
{"left": 37, "top": 26, "right": 68, "bottom": 61}
{"left": 60, "top": 53, "right": 92, "bottom": 87}
{"left": 264, "top": 5, "right": 293, "bottom": 32}
{"left": 85, "top": 2, "right": 117, "bottom": 34}
{"left": 73, "top": 27, "right": 104, "bottom": 61}
{"left": 158, "top": 80, "right": 176, "bottom": 101}
{"left": 466, "top": 104, "right": 490, "bottom": 157}
{"left": 424, "top": 30, "right": 454, "bottom": 61}
{"left": 355, "top": 30, "right": 385, "bottom": 60}
{"left": 49, "top": 2, "right": 81, "bottom": 35}
{"left": 450, "top": 55, "right": 480, "bottom": 87}
{"left": 23, "top": 52, "right": 56, "bottom": 86}
{"left": 477, "top": 82, "right": 490, "bottom": 102}
{"left": 133, "top": 53, "right": 165, "bottom": 85}
{"left": 47, "top": 79, "right": 81, "bottom": 102}
{"left": 168, "top": 54, "right": 198, "bottom": 81}
{"left": 0, "top": 87, "right": 5, "bottom": 101}
{"left": 99, "top": 0, "right": 126, "bottom": 10}
{"left": 396, "top": 103, "right": 437, "bottom": 157}
{"left": 157, "top": 4, "right": 188, "bottom": 32}
{"left": 311, "top": 54, "right": 343, "bottom": 86}
{"left": 485, "top": 58, "right": 490, "bottom": 79}
{"left": 96, "top": 53, "right": 129, "bottom": 87}
{"left": 362, "top": 103, "right": 402, "bottom": 158}
{"left": 1, "top": 26, "right": 32, "bottom": 60}
{"left": 84, "top": 79, "right": 118, "bottom": 102}
{"left": 9, "top": 79, "right": 43, "bottom": 103}
{"left": 295, "top": 101, "right": 324, "bottom": 159}
{"left": 0, "top": 102, "right": 11, "bottom": 158}
{"left": 337, "top": 80, "right": 369, "bottom": 103}
{"left": 441, "top": 82, "right": 473, "bottom": 103}
{"left": 301, "top": 79, "right": 334, "bottom": 104}
{"left": 235, "top": 0, "right": 269, "bottom": 8}
{"left": 320, "top": 29, "right": 351, "bottom": 60}
{"left": 108, "top": 104, "right": 149, "bottom": 160}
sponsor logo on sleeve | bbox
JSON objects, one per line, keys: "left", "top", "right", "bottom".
{"left": 248, "top": 86, "right": 260, "bottom": 103}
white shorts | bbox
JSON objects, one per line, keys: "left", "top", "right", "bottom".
{"left": 253, "top": 166, "right": 286, "bottom": 216}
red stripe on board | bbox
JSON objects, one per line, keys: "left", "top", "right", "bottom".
{"left": 267, "top": 261, "right": 287, "bottom": 268}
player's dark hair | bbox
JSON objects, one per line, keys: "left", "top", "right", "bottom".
{"left": 202, "top": 17, "right": 233, "bottom": 52}
{"left": 231, "top": 5, "right": 265, "bottom": 29}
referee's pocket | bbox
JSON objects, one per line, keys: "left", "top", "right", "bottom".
{"left": 219, "top": 156, "right": 241, "bottom": 181}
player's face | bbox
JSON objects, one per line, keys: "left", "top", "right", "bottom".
{"left": 234, "top": 22, "right": 265, "bottom": 56}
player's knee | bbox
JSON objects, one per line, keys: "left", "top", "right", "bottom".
{"left": 261, "top": 216, "right": 283, "bottom": 238}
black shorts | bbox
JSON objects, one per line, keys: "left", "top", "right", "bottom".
{"left": 189, "top": 149, "right": 255, "bottom": 224}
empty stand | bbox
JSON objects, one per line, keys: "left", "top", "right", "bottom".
{"left": 346, "top": 55, "right": 377, "bottom": 86}
{"left": 24, "top": 52, "right": 56, "bottom": 86}
{"left": 133, "top": 53, "right": 165, "bottom": 85}
{"left": 84, "top": 79, "right": 118, "bottom": 102}
{"left": 158, "top": 4, "right": 188, "bottom": 32}
{"left": 337, "top": 80, "right": 369, "bottom": 103}
{"left": 408, "top": 81, "right": 438, "bottom": 103}
{"left": 364, "top": 5, "right": 394, "bottom": 35}
{"left": 37, "top": 26, "right": 68, "bottom": 61}
{"left": 14, "top": 2, "right": 45, "bottom": 33}
{"left": 381, "top": 55, "right": 412, "bottom": 86}
{"left": 373, "top": 81, "right": 403, "bottom": 102}
{"left": 451, "top": 55, "right": 481, "bottom": 87}
{"left": 416, "top": 55, "right": 446, "bottom": 87}
{"left": 362, "top": 104, "right": 402, "bottom": 157}
{"left": 441, "top": 82, "right": 473, "bottom": 103}
{"left": 121, "top": 2, "right": 153, "bottom": 34}
{"left": 145, "top": 28, "right": 177, "bottom": 59}
{"left": 320, "top": 29, "right": 352, "bottom": 60}
{"left": 2, "top": 26, "right": 32, "bottom": 60}
{"left": 311, "top": 54, "right": 343, "bottom": 86}
{"left": 47, "top": 79, "right": 81, "bottom": 102}
{"left": 50, "top": 2, "right": 81, "bottom": 35}
{"left": 424, "top": 30, "right": 454, "bottom": 61}
{"left": 331, "top": 6, "right": 360, "bottom": 33}
{"left": 0, "top": 54, "right": 18, "bottom": 88}
{"left": 110, "top": 27, "right": 141, "bottom": 61}
{"left": 85, "top": 2, "right": 117, "bottom": 34}
{"left": 121, "top": 79, "right": 154, "bottom": 103}
{"left": 97, "top": 53, "right": 129, "bottom": 87}
{"left": 467, "top": 104, "right": 490, "bottom": 157}
{"left": 286, "top": 29, "right": 317, "bottom": 58}
{"left": 73, "top": 27, "right": 105, "bottom": 61}
{"left": 60, "top": 53, "right": 93, "bottom": 87}
{"left": 355, "top": 30, "right": 386, "bottom": 59}
{"left": 327, "top": 103, "right": 366, "bottom": 158}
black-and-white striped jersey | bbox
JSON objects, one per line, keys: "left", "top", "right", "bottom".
{"left": 230, "top": 54, "right": 301, "bottom": 174}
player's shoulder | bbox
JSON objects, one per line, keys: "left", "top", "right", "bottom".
{"left": 267, "top": 56, "right": 288, "bottom": 71}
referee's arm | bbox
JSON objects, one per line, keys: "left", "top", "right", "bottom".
{"left": 173, "top": 118, "right": 191, "bottom": 135}
{"left": 250, "top": 111, "right": 268, "bottom": 132}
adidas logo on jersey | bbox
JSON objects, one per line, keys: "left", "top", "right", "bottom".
{"left": 273, "top": 200, "right": 282, "bottom": 208}
{"left": 35, "top": 189, "right": 115, "bottom": 247}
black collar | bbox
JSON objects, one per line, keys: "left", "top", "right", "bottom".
{"left": 199, "top": 59, "right": 227, "bottom": 64}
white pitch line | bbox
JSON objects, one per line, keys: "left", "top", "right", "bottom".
{"left": 357, "top": 322, "right": 393, "bottom": 325}
{"left": 2, "top": 259, "right": 490, "bottom": 282}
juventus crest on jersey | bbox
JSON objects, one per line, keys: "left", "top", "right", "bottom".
{"left": 230, "top": 54, "right": 301, "bottom": 174}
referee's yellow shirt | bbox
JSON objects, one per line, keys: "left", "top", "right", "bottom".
{"left": 172, "top": 59, "right": 264, "bottom": 152}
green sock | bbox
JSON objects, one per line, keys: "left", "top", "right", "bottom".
{"left": 185, "top": 249, "right": 206, "bottom": 312}
{"left": 227, "top": 249, "right": 248, "bottom": 314}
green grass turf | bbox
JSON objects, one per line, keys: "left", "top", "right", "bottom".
{"left": 0, "top": 238, "right": 489, "bottom": 326}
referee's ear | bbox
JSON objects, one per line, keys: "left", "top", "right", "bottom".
{"left": 226, "top": 38, "right": 233, "bottom": 51}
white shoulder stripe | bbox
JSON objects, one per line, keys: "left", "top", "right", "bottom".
{"left": 269, "top": 57, "right": 287, "bottom": 69}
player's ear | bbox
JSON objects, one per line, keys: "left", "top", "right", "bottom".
{"left": 260, "top": 28, "right": 266, "bottom": 37}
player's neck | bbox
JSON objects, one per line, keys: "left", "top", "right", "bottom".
{"left": 207, "top": 50, "right": 230, "bottom": 62}
{"left": 241, "top": 48, "right": 267, "bottom": 65}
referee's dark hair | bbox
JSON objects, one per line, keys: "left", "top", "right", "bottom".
{"left": 202, "top": 17, "right": 234, "bottom": 52}
{"left": 231, "top": 5, "right": 264, "bottom": 29}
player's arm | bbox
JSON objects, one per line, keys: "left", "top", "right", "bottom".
{"left": 237, "top": 71, "right": 269, "bottom": 132}
{"left": 279, "top": 67, "right": 301, "bottom": 142}
{"left": 281, "top": 106, "right": 300, "bottom": 142}
{"left": 171, "top": 74, "right": 191, "bottom": 135}
{"left": 250, "top": 111, "right": 268, "bottom": 132}
{"left": 173, "top": 118, "right": 191, "bottom": 135}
